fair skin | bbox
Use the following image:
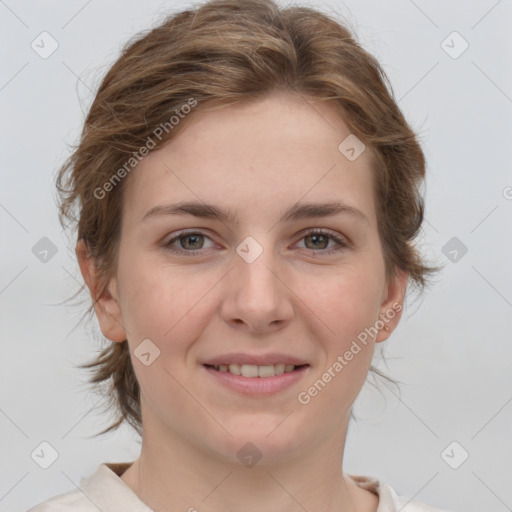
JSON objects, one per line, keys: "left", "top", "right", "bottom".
{"left": 77, "top": 91, "right": 408, "bottom": 512}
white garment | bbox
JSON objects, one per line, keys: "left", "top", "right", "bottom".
{"left": 27, "top": 462, "right": 454, "bottom": 512}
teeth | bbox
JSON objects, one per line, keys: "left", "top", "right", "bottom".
{"left": 213, "top": 363, "right": 299, "bottom": 377}
{"left": 240, "top": 364, "right": 258, "bottom": 377}
{"left": 273, "top": 363, "right": 286, "bottom": 375}
{"left": 258, "top": 364, "right": 279, "bottom": 377}
{"left": 228, "top": 364, "right": 241, "bottom": 375}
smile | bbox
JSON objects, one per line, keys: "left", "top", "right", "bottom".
{"left": 203, "top": 363, "right": 310, "bottom": 395}
{"left": 206, "top": 363, "right": 306, "bottom": 378}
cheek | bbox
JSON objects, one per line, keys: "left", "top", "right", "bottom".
{"left": 302, "top": 267, "right": 383, "bottom": 392}
{"left": 116, "top": 262, "right": 218, "bottom": 410}
{"left": 298, "top": 275, "right": 381, "bottom": 412}
{"left": 117, "top": 259, "right": 216, "bottom": 354}
{"left": 307, "top": 267, "right": 382, "bottom": 339}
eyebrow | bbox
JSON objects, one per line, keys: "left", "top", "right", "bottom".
{"left": 142, "top": 200, "right": 369, "bottom": 225}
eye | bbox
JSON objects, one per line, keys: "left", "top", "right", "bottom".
{"left": 162, "top": 228, "right": 348, "bottom": 256}
{"left": 294, "top": 229, "right": 348, "bottom": 255}
{"left": 163, "top": 231, "right": 216, "bottom": 254}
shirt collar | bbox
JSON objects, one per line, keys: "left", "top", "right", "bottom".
{"left": 80, "top": 462, "right": 401, "bottom": 512}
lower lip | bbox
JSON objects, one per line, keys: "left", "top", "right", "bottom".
{"left": 203, "top": 365, "right": 309, "bottom": 395}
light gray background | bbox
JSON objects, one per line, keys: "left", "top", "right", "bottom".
{"left": 1, "top": 1, "right": 511, "bottom": 511}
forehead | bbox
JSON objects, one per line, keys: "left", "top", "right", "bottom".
{"left": 122, "top": 92, "right": 377, "bottom": 226}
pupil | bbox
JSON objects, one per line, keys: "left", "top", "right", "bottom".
{"left": 182, "top": 234, "right": 202, "bottom": 249}
{"left": 179, "top": 234, "right": 329, "bottom": 251}
{"left": 307, "top": 234, "right": 327, "bottom": 249}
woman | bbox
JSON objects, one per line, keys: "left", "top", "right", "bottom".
{"left": 28, "top": 0, "right": 450, "bottom": 510}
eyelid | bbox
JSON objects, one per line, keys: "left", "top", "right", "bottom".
{"left": 162, "top": 227, "right": 349, "bottom": 255}
{"left": 163, "top": 229, "right": 218, "bottom": 253}
{"left": 294, "top": 228, "right": 349, "bottom": 252}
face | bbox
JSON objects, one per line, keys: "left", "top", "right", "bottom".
{"left": 80, "top": 92, "right": 407, "bottom": 465}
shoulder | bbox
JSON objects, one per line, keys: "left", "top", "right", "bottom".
{"left": 348, "top": 474, "right": 457, "bottom": 512}
{"left": 26, "top": 462, "right": 136, "bottom": 512}
{"left": 382, "top": 482, "right": 458, "bottom": 512}
{"left": 26, "top": 488, "right": 94, "bottom": 512}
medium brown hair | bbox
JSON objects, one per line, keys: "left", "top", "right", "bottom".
{"left": 57, "top": 0, "right": 439, "bottom": 437}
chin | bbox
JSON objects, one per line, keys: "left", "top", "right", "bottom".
{"left": 200, "top": 414, "right": 311, "bottom": 467}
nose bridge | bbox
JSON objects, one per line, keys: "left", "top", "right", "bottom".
{"left": 222, "top": 233, "right": 293, "bottom": 329}
{"left": 235, "top": 234, "right": 280, "bottom": 301}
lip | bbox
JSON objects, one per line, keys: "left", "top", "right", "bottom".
{"left": 203, "top": 364, "right": 309, "bottom": 396}
{"left": 202, "top": 352, "right": 309, "bottom": 366}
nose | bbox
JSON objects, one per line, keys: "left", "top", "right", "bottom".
{"left": 219, "top": 242, "right": 294, "bottom": 334}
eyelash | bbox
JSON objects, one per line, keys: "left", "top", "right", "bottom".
{"left": 163, "top": 229, "right": 348, "bottom": 256}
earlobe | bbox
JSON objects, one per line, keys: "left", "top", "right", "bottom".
{"left": 75, "top": 240, "right": 127, "bottom": 343}
{"left": 375, "top": 269, "right": 409, "bottom": 343}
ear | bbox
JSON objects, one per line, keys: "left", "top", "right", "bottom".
{"left": 76, "top": 239, "right": 127, "bottom": 342}
{"left": 375, "top": 268, "right": 409, "bottom": 343}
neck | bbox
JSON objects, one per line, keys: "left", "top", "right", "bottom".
{"left": 121, "top": 413, "right": 378, "bottom": 512}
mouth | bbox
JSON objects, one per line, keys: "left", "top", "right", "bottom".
{"left": 204, "top": 363, "right": 309, "bottom": 378}
{"left": 202, "top": 363, "right": 310, "bottom": 395}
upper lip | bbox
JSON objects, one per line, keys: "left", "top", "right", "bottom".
{"left": 202, "top": 353, "right": 309, "bottom": 366}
